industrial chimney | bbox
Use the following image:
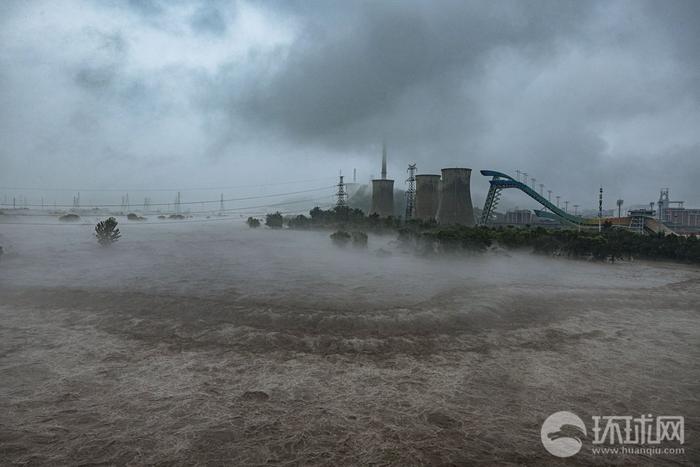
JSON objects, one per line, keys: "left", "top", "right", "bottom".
{"left": 415, "top": 174, "right": 441, "bottom": 221}
{"left": 381, "top": 141, "right": 387, "bottom": 180}
{"left": 371, "top": 142, "right": 394, "bottom": 217}
{"left": 436, "top": 168, "right": 475, "bottom": 226}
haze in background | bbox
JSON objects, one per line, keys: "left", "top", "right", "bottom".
{"left": 1, "top": 0, "right": 699, "bottom": 209}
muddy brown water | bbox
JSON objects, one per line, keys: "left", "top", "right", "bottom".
{"left": 0, "top": 219, "right": 698, "bottom": 465}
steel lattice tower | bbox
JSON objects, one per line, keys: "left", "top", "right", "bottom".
{"left": 405, "top": 163, "right": 417, "bottom": 220}
{"left": 335, "top": 174, "right": 347, "bottom": 209}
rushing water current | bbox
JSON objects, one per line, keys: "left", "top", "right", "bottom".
{"left": 1, "top": 219, "right": 698, "bottom": 465}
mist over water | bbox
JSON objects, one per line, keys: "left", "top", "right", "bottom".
{"left": 2, "top": 0, "right": 700, "bottom": 463}
{"left": 1, "top": 220, "right": 698, "bottom": 465}
{"left": 0, "top": 219, "right": 688, "bottom": 295}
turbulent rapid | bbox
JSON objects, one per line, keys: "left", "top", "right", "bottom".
{"left": 0, "top": 220, "right": 698, "bottom": 465}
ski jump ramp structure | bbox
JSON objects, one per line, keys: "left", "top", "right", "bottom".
{"left": 479, "top": 170, "right": 675, "bottom": 235}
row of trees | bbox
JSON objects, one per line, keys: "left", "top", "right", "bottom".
{"left": 247, "top": 207, "right": 404, "bottom": 231}
{"left": 398, "top": 225, "right": 700, "bottom": 263}
{"left": 330, "top": 230, "right": 368, "bottom": 248}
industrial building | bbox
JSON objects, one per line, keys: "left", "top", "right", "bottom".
{"left": 414, "top": 174, "right": 441, "bottom": 221}
{"left": 505, "top": 209, "right": 534, "bottom": 225}
{"left": 664, "top": 208, "right": 700, "bottom": 228}
{"left": 366, "top": 148, "right": 476, "bottom": 225}
{"left": 657, "top": 189, "right": 700, "bottom": 233}
{"left": 370, "top": 143, "right": 394, "bottom": 217}
{"left": 437, "top": 168, "right": 475, "bottom": 226}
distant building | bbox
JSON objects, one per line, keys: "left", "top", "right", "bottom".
{"left": 505, "top": 209, "right": 533, "bottom": 225}
{"left": 663, "top": 207, "right": 700, "bottom": 229}
{"left": 656, "top": 189, "right": 700, "bottom": 233}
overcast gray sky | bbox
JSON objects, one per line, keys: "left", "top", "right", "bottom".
{"left": 0, "top": 0, "right": 698, "bottom": 210}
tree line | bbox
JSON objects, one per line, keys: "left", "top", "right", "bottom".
{"left": 249, "top": 207, "right": 700, "bottom": 264}
{"left": 400, "top": 224, "right": 700, "bottom": 263}
{"left": 249, "top": 206, "right": 403, "bottom": 232}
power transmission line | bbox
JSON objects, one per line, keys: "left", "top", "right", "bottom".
{"left": 0, "top": 186, "right": 335, "bottom": 208}
{"left": 0, "top": 205, "right": 335, "bottom": 227}
{"left": 0, "top": 195, "right": 335, "bottom": 217}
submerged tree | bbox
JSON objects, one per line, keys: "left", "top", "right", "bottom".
{"left": 246, "top": 217, "right": 261, "bottom": 228}
{"left": 351, "top": 231, "right": 368, "bottom": 248}
{"left": 330, "top": 230, "right": 352, "bottom": 247}
{"left": 59, "top": 213, "right": 81, "bottom": 222}
{"left": 265, "top": 212, "right": 284, "bottom": 229}
{"left": 95, "top": 217, "right": 121, "bottom": 246}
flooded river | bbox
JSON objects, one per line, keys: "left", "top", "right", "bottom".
{"left": 1, "top": 219, "right": 698, "bottom": 465}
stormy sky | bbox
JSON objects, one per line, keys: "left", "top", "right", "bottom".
{"left": 0, "top": 0, "right": 698, "bottom": 210}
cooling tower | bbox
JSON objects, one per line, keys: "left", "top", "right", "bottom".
{"left": 437, "top": 168, "right": 475, "bottom": 226}
{"left": 415, "top": 174, "right": 441, "bottom": 221}
{"left": 371, "top": 179, "right": 394, "bottom": 217}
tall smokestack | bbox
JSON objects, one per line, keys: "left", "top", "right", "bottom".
{"left": 381, "top": 141, "right": 387, "bottom": 180}
{"left": 371, "top": 142, "right": 394, "bottom": 217}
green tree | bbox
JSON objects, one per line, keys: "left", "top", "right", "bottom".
{"left": 287, "top": 214, "right": 310, "bottom": 229}
{"left": 95, "top": 217, "right": 121, "bottom": 246}
{"left": 265, "top": 212, "right": 284, "bottom": 229}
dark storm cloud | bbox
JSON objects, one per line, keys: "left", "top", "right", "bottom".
{"left": 646, "top": 1, "right": 700, "bottom": 63}
{"left": 73, "top": 31, "right": 127, "bottom": 91}
{"left": 208, "top": 0, "right": 698, "bottom": 207}
{"left": 0, "top": 0, "right": 698, "bottom": 208}
{"left": 233, "top": 0, "right": 596, "bottom": 144}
